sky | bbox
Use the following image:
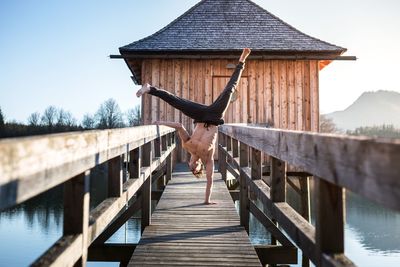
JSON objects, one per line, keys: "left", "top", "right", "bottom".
{"left": 1, "top": 0, "right": 400, "bottom": 123}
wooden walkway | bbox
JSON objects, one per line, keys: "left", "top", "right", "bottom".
{"left": 128, "top": 166, "right": 262, "bottom": 266}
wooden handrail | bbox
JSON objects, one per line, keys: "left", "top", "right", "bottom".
{"left": 0, "top": 125, "right": 176, "bottom": 266}
{"left": 219, "top": 124, "right": 400, "bottom": 211}
{"left": 0, "top": 125, "right": 175, "bottom": 210}
{"left": 218, "top": 123, "right": 400, "bottom": 267}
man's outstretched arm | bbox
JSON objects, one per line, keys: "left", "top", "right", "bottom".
{"left": 153, "top": 121, "right": 190, "bottom": 143}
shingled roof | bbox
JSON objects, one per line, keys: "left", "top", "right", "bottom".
{"left": 120, "top": 0, "right": 346, "bottom": 55}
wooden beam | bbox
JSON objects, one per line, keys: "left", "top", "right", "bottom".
{"left": 88, "top": 243, "right": 136, "bottom": 266}
{"left": 254, "top": 245, "right": 297, "bottom": 265}
{"left": 93, "top": 196, "right": 142, "bottom": 245}
{"left": 249, "top": 201, "right": 293, "bottom": 247}
{"left": 239, "top": 142, "right": 250, "bottom": 233}
{"left": 111, "top": 54, "right": 357, "bottom": 61}
{"left": 229, "top": 190, "right": 240, "bottom": 201}
{"left": 219, "top": 124, "right": 400, "bottom": 211}
{"left": 0, "top": 125, "right": 175, "bottom": 211}
{"left": 32, "top": 235, "right": 83, "bottom": 267}
{"left": 226, "top": 162, "right": 239, "bottom": 180}
{"left": 141, "top": 142, "right": 152, "bottom": 233}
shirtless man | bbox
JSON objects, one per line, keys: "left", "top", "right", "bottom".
{"left": 136, "top": 48, "right": 251, "bottom": 204}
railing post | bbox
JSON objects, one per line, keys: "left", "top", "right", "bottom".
{"left": 300, "top": 176, "right": 311, "bottom": 267}
{"left": 251, "top": 147, "right": 262, "bottom": 180}
{"left": 141, "top": 141, "right": 152, "bottom": 233}
{"left": 226, "top": 135, "right": 232, "bottom": 165}
{"left": 219, "top": 133, "right": 227, "bottom": 181}
{"left": 108, "top": 156, "right": 122, "bottom": 197}
{"left": 239, "top": 142, "right": 250, "bottom": 233}
{"left": 166, "top": 154, "right": 172, "bottom": 183}
{"left": 154, "top": 126, "right": 161, "bottom": 158}
{"left": 63, "top": 170, "right": 90, "bottom": 266}
{"left": 270, "top": 157, "right": 287, "bottom": 202}
{"left": 315, "top": 177, "right": 345, "bottom": 266}
{"left": 232, "top": 138, "right": 239, "bottom": 159}
{"left": 129, "top": 147, "right": 141, "bottom": 179}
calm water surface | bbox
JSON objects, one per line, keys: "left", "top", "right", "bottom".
{"left": 0, "top": 172, "right": 399, "bottom": 267}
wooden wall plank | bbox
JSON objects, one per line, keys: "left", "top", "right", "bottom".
{"left": 303, "top": 61, "right": 311, "bottom": 131}
{"left": 310, "top": 60, "right": 319, "bottom": 132}
{"left": 256, "top": 60, "right": 264, "bottom": 123}
{"left": 288, "top": 61, "right": 296, "bottom": 130}
{"left": 204, "top": 60, "right": 213, "bottom": 105}
{"left": 159, "top": 59, "right": 167, "bottom": 122}
{"left": 142, "top": 60, "right": 152, "bottom": 124}
{"left": 264, "top": 61, "right": 273, "bottom": 126}
{"left": 151, "top": 59, "right": 160, "bottom": 122}
{"left": 280, "top": 61, "right": 288, "bottom": 129}
{"left": 166, "top": 60, "right": 174, "bottom": 122}
{"left": 181, "top": 60, "right": 190, "bottom": 162}
{"left": 272, "top": 61, "right": 280, "bottom": 127}
{"left": 248, "top": 60, "right": 257, "bottom": 124}
{"left": 295, "top": 61, "right": 304, "bottom": 130}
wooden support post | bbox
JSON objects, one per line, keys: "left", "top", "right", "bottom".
{"left": 154, "top": 127, "right": 161, "bottom": 158}
{"left": 239, "top": 142, "right": 250, "bottom": 233}
{"left": 161, "top": 135, "right": 167, "bottom": 151}
{"left": 141, "top": 142, "right": 152, "bottom": 233}
{"left": 129, "top": 147, "right": 141, "bottom": 179}
{"left": 226, "top": 136, "right": 232, "bottom": 166}
{"left": 108, "top": 156, "right": 122, "bottom": 197}
{"left": 315, "top": 177, "right": 345, "bottom": 266}
{"left": 251, "top": 147, "right": 262, "bottom": 180}
{"left": 300, "top": 176, "right": 311, "bottom": 267}
{"left": 219, "top": 133, "right": 227, "bottom": 181}
{"left": 271, "top": 157, "right": 286, "bottom": 202}
{"left": 232, "top": 138, "right": 239, "bottom": 158}
{"left": 64, "top": 171, "right": 90, "bottom": 267}
{"left": 166, "top": 154, "right": 172, "bottom": 183}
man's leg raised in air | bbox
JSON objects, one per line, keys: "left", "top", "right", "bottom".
{"left": 137, "top": 85, "right": 206, "bottom": 122}
{"left": 208, "top": 48, "right": 251, "bottom": 117}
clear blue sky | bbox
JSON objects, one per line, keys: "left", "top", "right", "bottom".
{"left": 1, "top": 0, "right": 399, "bottom": 123}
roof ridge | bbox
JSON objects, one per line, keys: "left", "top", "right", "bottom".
{"left": 120, "top": 0, "right": 208, "bottom": 51}
{"left": 243, "top": 0, "right": 346, "bottom": 52}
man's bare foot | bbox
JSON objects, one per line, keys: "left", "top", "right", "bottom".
{"left": 204, "top": 201, "right": 217, "bottom": 205}
{"left": 136, "top": 83, "right": 151, "bottom": 97}
{"left": 239, "top": 48, "right": 251, "bottom": 63}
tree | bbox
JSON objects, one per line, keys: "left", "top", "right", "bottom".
{"left": 0, "top": 107, "right": 5, "bottom": 136}
{"left": 126, "top": 105, "right": 141, "bottom": 126}
{"left": 320, "top": 115, "right": 339, "bottom": 133}
{"left": 41, "top": 106, "right": 57, "bottom": 127}
{"left": 28, "top": 112, "right": 41, "bottom": 126}
{"left": 82, "top": 113, "right": 95, "bottom": 129}
{"left": 95, "top": 98, "right": 124, "bottom": 129}
{"left": 57, "top": 109, "right": 76, "bottom": 127}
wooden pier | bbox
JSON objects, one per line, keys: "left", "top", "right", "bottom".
{"left": 129, "top": 168, "right": 261, "bottom": 266}
{"left": 1, "top": 124, "right": 399, "bottom": 267}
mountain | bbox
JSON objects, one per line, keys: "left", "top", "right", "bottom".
{"left": 325, "top": 90, "right": 400, "bottom": 131}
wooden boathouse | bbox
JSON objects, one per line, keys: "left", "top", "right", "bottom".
{"left": 116, "top": 0, "right": 353, "bottom": 161}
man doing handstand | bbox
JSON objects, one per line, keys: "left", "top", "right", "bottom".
{"left": 136, "top": 48, "right": 251, "bottom": 204}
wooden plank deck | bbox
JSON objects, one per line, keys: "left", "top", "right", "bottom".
{"left": 128, "top": 165, "right": 262, "bottom": 266}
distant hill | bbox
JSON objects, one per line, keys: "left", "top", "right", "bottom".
{"left": 325, "top": 90, "right": 400, "bottom": 131}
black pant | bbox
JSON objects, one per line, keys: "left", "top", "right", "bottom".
{"left": 149, "top": 62, "right": 245, "bottom": 126}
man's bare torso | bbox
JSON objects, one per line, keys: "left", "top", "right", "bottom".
{"left": 183, "top": 123, "right": 218, "bottom": 162}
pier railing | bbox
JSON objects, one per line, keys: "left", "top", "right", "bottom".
{"left": 0, "top": 126, "right": 176, "bottom": 266}
{"left": 218, "top": 124, "right": 400, "bottom": 267}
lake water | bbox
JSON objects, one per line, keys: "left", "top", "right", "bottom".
{"left": 0, "top": 171, "right": 399, "bottom": 267}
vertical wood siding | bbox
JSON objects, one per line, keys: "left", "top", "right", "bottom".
{"left": 140, "top": 59, "right": 319, "bottom": 162}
